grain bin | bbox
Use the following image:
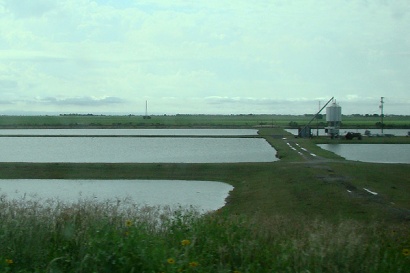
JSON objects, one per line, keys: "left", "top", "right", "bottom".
{"left": 325, "top": 102, "right": 342, "bottom": 138}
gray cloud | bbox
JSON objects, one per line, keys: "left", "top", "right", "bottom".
{"left": 0, "top": 100, "right": 15, "bottom": 105}
{"left": 0, "top": 80, "right": 18, "bottom": 90}
{"left": 4, "top": 0, "right": 56, "bottom": 18}
{"left": 0, "top": 51, "right": 67, "bottom": 63}
{"left": 36, "top": 96, "right": 126, "bottom": 106}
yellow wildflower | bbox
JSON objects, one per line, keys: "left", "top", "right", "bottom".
{"left": 125, "top": 220, "right": 132, "bottom": 227}
{"left": 5, "top": 259, "right": 13, "bottom": 265}
{"left": 181, "top": 239, "right": 191, "bottom": 246}
{"left": 233, "top": 271, "right": 241, "bottom": 273}
{"left": 167, "top": 258, "right": 175, "bottom": 264}
{"left": 403, "top": 248, "right": 410, "bottom": 256}
{"left": 189, "top": 261, "right": 199, "bottom": 267}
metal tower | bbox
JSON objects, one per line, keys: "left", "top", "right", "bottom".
{"left": 379, "top": 97, "right": 384, "bottom": 134}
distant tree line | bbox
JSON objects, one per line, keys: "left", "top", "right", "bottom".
{"left": 60, "top": 114, "right": 106, "bottom": 116}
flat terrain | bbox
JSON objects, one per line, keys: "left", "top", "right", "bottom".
{"left": 0, "top": 113, "right": 409, "bottom": 128}
{"left": 0, "top": 125, "right": 408, "bottom": 223}
{"left": 1, "top": 117, "right": 409, "bottom": 272}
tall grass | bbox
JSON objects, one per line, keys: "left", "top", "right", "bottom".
{"left": 0, "top": 197, "right": 409, "bottom": 272}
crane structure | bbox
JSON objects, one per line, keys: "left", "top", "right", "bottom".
{"left": 298, "top": 97, "right": 334, "bottom": 138}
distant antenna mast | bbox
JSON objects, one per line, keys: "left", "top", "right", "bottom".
{"left": 143, "top": 100, "right": 151, "bottom": 119}
{"left": 316, "top": 101, "right": 321, "bottom": 136}
{"left": 379, "top": 97, "right": 384, "bottom": 134}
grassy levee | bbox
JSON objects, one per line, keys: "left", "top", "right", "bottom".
{"left": 0, "top": 114, "right": 409, "bottom": 128}
{"left": 0, "top": 127, "right": 409, "bottom": 272}
{"left": 0, "top": 114, "right": 301, "bottom": 127}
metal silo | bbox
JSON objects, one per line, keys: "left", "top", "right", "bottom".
{"left": 325, "top": 101, "right": 342, "bottom": 138}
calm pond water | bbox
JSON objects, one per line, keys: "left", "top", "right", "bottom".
{"left": 0, "top": 137, "right": 277, "bottom": 163}
{"left": 285, "top": 128, "right": 409, "bottom": 136}
{"left": 318, "top": 144, "right": 410, "bottom": 164}
{"left": 0, "top": 179, "right": 233, "bottom": 212}
{"left": 0, "top": 129, "right": 258, "bottom": 136}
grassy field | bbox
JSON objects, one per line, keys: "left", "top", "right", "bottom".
{"left": 0, "top": 124, "right": 409, "bottom": 272}
{"left": 0, "top": 114, "right": 409, "bottom": 128}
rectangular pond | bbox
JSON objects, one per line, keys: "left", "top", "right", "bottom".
{"left": 0, "top": 137, "right": 278, "bottom": 163}
{"left": 0, "top": 128, "right": 258, "bottom": 136}
{"left": 0, "top": 179, "right": 234, "bottom": 213}
{"left": 285, "top": 128, "right": 409, "bottom": 137}
{"left": 317, "top": 144, "right": 410, "bottom": 164}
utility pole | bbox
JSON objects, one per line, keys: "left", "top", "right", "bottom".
{"left": 379, "top": 97, "right": 384, "bottom": 134}
{"left": 317, "top": 101, "right": 320, "bottom": 136}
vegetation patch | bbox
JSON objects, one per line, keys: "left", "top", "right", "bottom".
{"left": 0, "top": 198, "right": 409, "bottom": 272}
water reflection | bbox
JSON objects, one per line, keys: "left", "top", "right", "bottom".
{"left": 0, "top": 129, "right": 258, "bottom": 136}
{"left": 318, "top": 144, "right": 410, "bottom": 164}
{"left": 285, "top": 128, "right": 409, "bottom": 137}
{"left": 0, "top": 179, "right": 234, "bottom": 213}
{"left": 0, "top": 137, "right": 277, "bottom": 163}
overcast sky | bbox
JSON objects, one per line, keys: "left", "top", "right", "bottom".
{"left": 0, "top": 0, "right": 409, "bottom": 115}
